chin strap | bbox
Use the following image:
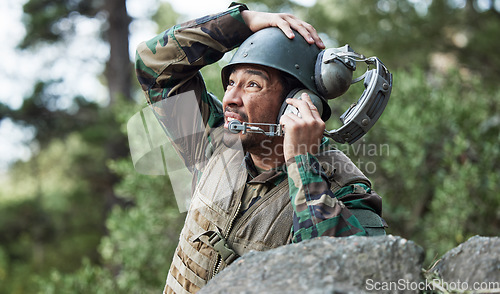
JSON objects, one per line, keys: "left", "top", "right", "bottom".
{"left": 228, "top": 120, "right": 283, "bottom": 137}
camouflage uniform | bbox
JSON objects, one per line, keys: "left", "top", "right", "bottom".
{"left": 135, "top": 3, "right": 385, "bottom": 293}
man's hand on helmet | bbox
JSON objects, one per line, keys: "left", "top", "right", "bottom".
{"left": 241, "top": 10, "right": 325, "bottom": 49}
{"left": 279, "top": 93, "right": 326, "bottom": 162}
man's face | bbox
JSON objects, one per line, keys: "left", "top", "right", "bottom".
{"left": 222, "top": 64, "right": 284, "bottom": 153}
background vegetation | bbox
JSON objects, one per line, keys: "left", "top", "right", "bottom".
{"left": 0, "top": 0, "right": 499, "bottom": 293}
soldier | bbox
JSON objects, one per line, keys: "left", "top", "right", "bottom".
{"left": 135, "top": 3, "right": 386, "bottom": 293}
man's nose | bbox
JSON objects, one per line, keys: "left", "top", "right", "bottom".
{"left": 223, "top": 87, "right": 243, "bottom": 106}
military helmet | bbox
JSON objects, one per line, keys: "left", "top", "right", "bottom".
{"left": 221, "top": 27, "right": 332, "bottom": 121}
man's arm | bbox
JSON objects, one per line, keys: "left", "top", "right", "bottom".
{"left": 281, "top": 92, "right": 383, "bottom": 242}
{"left": 135, "top": 4, "right": 253, "bottom": 172}
{"left": 286, "top": 153, "right": 383, "bottom": 242}
{"left": 135, "top": 3, "right": 253, "bottom": 118}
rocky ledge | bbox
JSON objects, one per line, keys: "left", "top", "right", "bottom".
{"left": 200, "top": 235, "right": 499, "bottom": 294}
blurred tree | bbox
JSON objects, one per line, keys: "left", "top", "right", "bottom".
{"left": 0, "top": 94, "right": 137, "bottom": 293}
{"left": 34, "top": 100, "right": 186, "bottom": 294}
{"left": 20, "top": 0, "right": 132, "bottom": 103}
{"left": 0, "top": 0, "right": 135, "bottom": 293}
{"left": 9, "top": 0, "right": 133, "bottom": 198}
{"left": 1, "top": 81, "right": 99, "bottom": 146}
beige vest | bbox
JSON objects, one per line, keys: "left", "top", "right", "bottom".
{"left": 164, "top": 142, "right": 372, "bottom": 294}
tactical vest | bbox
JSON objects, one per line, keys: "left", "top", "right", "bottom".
{"left": 164, "top": 142, "right": 385, "bottom": 294}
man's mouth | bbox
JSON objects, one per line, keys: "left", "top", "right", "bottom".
{"left": 227, "top": 117, "right": 241, "bottom": 123}
{"left": 224, "top": 113, "right": 244, "bottom": 129}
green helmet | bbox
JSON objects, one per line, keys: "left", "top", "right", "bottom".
{"left": 221, "top": 27, "right": 331, "bottom": 121}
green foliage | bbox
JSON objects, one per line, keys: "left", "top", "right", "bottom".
{"left": 152, "top": 1, "right": 180, "bottom": 31}
{"left": 0, "top": 133, "right": 106, "bottom": 293}
{"left": 20, "top": 0, "right": 101, "bottom": 48}
{"left": 35, "top": 152, "right": 185, "bottom": 294}
{"left": 0, "top": 81, "right": 101, "bottom": 148}
{"left": 339, "top": 67, "right": 500, "bottom": 265}
{"left": 24, "top": 96, "right": 184, "bottom": 293}
{"left": 101, "top": 160, "right": 184, "bottom": 293}
{"left": 34, "top": 259, "right": 116, "bottom": 294}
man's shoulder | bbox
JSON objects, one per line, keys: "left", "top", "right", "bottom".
{"left": 315, "top": 149, "right": 371, "bottom": 190}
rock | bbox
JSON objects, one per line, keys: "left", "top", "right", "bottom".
{"left": 200, "top": 235, "right": 425, "bottom": 294}
{"left": 432, "top": 236, "right": 500, "bottom": 289}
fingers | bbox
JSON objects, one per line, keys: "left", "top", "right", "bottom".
{"left": 279, "top": 94, "right": 325, "bottom": 160}
{"left": 285, "top": 93, "right": 322, "bottom": 121}
{"left": 300, "top": 92, "right": 323, "bottom": 121}
{"left": 279, "top": 14, "right": 324, "bottom": 49}
{"left": 242, "top": 11, "right": 325, "bottom": 48}
{"left": 290, "top": 20, "right": 324, "bottom": 49}
{"left": 275, "top": 18, "right": 295, "bottom": 39}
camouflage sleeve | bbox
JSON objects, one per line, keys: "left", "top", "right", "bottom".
{"left": 135, "top": 3, "right": 251, "bottom": 105}
{"left": 286, "top": 153, "right": 382, "bottom": 243}
{"left": 134, "top": 3, "right": 252, "bottom": 173}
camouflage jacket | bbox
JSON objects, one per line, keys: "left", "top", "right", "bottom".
{"left": 135, "top": 3, "right": 384, "bottom": 248}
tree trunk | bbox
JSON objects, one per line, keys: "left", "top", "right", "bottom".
{"left": 101, "top": 0, "right": 134, "bottom": 211}
{"left": 104, "top": 0, "right": 132, "bottom": 104}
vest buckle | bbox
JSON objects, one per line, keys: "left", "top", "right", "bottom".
{"left": 208, "top": 231, "right": 239, "bottom": 264}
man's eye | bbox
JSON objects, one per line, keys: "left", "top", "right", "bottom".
{"left": 248, "top": 82, "right": 260, "bottom": 88}
{"left": 228, "top": 80, "right": 235, "bottom": 86}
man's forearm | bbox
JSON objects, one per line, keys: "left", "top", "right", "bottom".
{"left": 135, "top": 3, "right": 252, "bottom": 103}
{"left": 286, "top": 153, "right": 377, "bottom": 242}
{"left": 133, "top": 4, "right": 253, "bottom": 176}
